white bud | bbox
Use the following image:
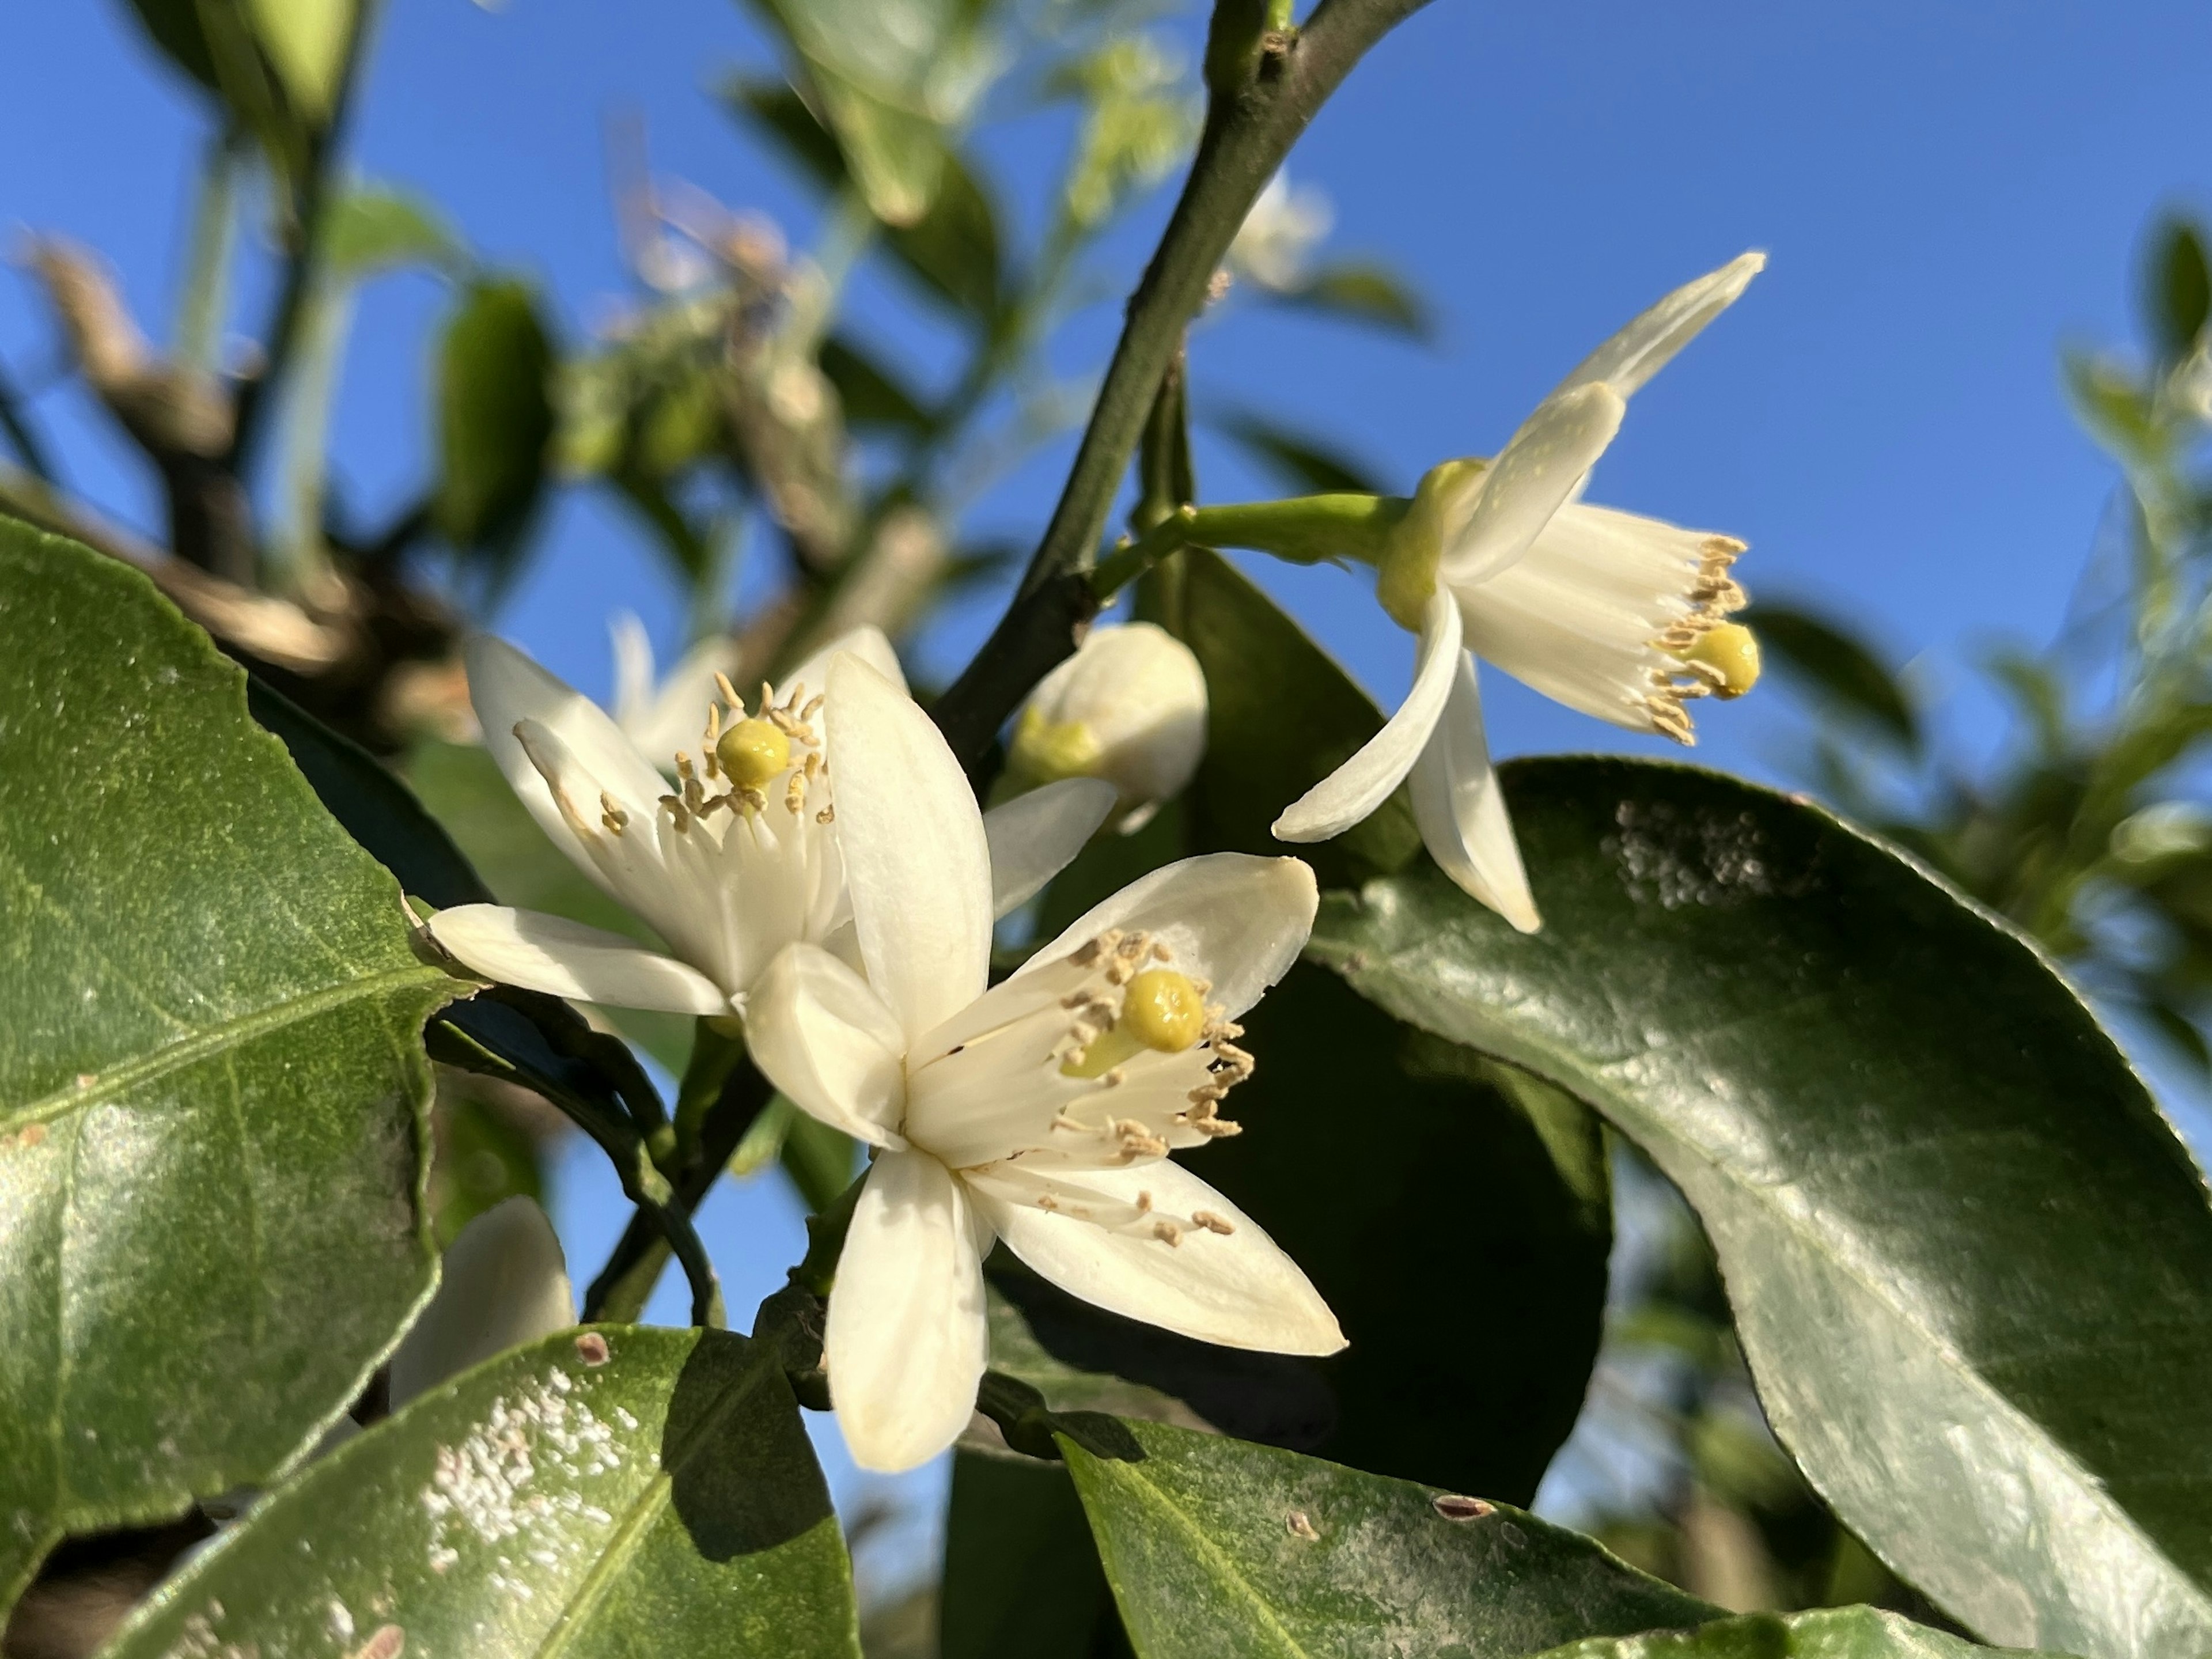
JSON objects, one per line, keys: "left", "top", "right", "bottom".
{"left": 1009, "top": 623, "right": 1207, "bottom": 832}
{"left": 388, "top": 1195, "right": 575, "bottom": 1406}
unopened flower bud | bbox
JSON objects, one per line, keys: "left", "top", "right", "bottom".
{"left": 388, "top": 1196, "right": 575, "bottom": 1407}
{"left": 1009, "top": 623, "right": 1207, "bottom": 832}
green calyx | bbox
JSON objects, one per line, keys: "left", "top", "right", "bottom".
{"left": 1376, "top": 457, "right": 1486, "bottom": 630}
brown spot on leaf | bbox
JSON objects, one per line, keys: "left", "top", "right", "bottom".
{"left": 574, "top": 1331, "right": 611, "bottom": 1366}
{"left": 349, "top": 1624, "right": 405, "bottom": 1659}
{"left": 1285, "top": 1509, "right": 1319, "bottom": 1541}
{"left": 1432, "top": 1493, "right": 1493, "bottom": 1521}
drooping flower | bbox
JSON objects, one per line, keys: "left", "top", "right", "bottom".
{"left": 1005, "top": 622, "right": 1209, "bottom": 833}
{"left": 1273, "top": 252, "right": 1767, "bottom": 932}
{"left": 746, "top": 652, "right": 1343, "bottom": 1472}
{"left": 426, "top": 630, "right": 1116, "bottom": 1020}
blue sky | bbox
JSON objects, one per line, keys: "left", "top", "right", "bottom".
{"left": 9, "top": 0, "right": 2212, "bottom": 1589}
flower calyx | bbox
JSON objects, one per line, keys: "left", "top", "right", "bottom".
{"left": 1378, "top": 457, "right": 1487, "bottom": 631}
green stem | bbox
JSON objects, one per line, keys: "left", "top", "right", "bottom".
{"left": 267, "top": 277, "right": 351, "bottom": 592}
{"left": 928, "top": 0, "right": 1433, "bottom": 768}
{"left": 1092, "top": 492, "right": 1407, "bottom": 602}
{"left": 786, "top": 1169, "right": 868, "bottom": 1301}
{"left": 672, "top": 1017, "right": 745, "bottom": 1170}
{"left": 176, "top": 127, "right": 246, "bottom": 379}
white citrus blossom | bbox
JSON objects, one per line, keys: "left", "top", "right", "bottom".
{"left": 1228, "top": 169, "right": 1333, "bottom": 293}
{"left": 389, "top": 1196, "right": 576, "bottom": 1407}
{"left": 608, "top": 611, "right": 743, "bottom": 764}
{"left": 1006, "top": 622, "right": 1209, "bottom": 833}
{"left": 426, "top": 630, "right": 1116, "bottom": 1019}
{"left": 1273, "top": 251, "right": 1766, "bottom": 933}
{"left": 747, "top": 652, "right": 1343, "bottom": 1473}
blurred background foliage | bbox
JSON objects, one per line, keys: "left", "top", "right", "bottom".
{"left": 5, "top": 0, "right": 2209, "bottom": 1650}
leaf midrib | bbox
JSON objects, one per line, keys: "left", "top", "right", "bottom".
{"left": 5, "top": 961, "right": 457, "bottom": 1130}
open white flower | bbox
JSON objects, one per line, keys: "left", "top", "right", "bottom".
{"left": 426, "top": 630, "right": 1116, "bottom": 1020}
{"left": 1006, "top": 622, "right": 1209, "bottom": 833}
{"left": 608, "top": 611, "right": 743, "bottom": 764}
{"left": 1228, "top": 169, "right": 1334, "bottom": 294}
{"left": 747, "top": 652, "right": 1343, "bottom": 1473}
{"left": 1273, "top": 251, "right": 1766, "bottom": 933}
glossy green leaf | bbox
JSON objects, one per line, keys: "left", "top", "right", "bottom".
{"left": 1748, "top": 603, "right": 1919, "bottom": 749}
{"left": 987, "top": 1278, "right": 1234, "bottom": 1430}
{"left": 1268, "top": 259, "right": 1433, "bottom": 338}
{"left": 1212, "top": 411, "right": 1388, "bottom": 497}
{"left": 1059, "top": 1419, "right": 1715, "bottom": 1659}
{"left": 0, "top": 525, "right": 456, "bottom": 1610}
{"left": 104, "top": 1325, "right": 862, "bottom": 1659}
{"left": 435, "top": 278, "right": 557, "bottom": 574}
{"left": 1531, "top": 1606, "right": 2057, "bottom": 1659}
{"left": 941, "top": 1451, "right": 1120, "bottom": 1659}
{"left": 1306, "top": 756, "right": 2212, "bottom": 1657}
{"left": 1179, "top": 548, "right": 1419, "bottom": 889}
{"left": 324, "top": 184, "right": 462, "bottom": 282}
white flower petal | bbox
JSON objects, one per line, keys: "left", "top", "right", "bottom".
{"left": 745, "top": 944, "right": 909, "bottom": 1147}
{"left": 465, "top": 635, "right": 671, "bottom": 886}
{"left": 788, "top": 625, "right": 906, "bottom": 704}
{"left": 1272, "top": 590, "right": 1461, "bottom": 843}
{"left": 1006, "top": 853, "right": 1316, "bottom": 1023}
{"left": 427, "top": 904, "right": 730, "bottom": 1014}
{"left": 825, "top": 653, "right": 994, "bottom": 1041}
{"left": 968, "top": 1160, "right": 1343, "bottom": 1355}
{"left": 608, "top": 612, "right": 656, "bottom": 732}
{"left": 389, "top": 1196, "right": 575, "bottom": 1406}
{"left": 984, "top": 778, "right": 1117, "bottom": 918}
{"left": 825, "top": 1150, "right": 990, "bottom": 1472}
{"left": 1548, "top": 251, "right": 1766, "bottom": 402}
{"left": 1444, "top": 382, "right": 1626, "bottom": 589}
{"left": 1410, "top": 659, "right": 1540, "bottom": 933}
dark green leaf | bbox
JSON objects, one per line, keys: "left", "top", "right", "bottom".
{"left": 1306, "top": 756, "right": 2212, "bottom": 1655}
{"left": 120, "top": 0, "right": 222, "bottom": 92}
{"left": 1747, "top": 603, "right": 1919, "bottom": 749}
{"left": 103, "top": 1325, "right": 863, "bottom": 1658}
{"left": 1213, "top": 410, "right": 1389, "bottom": 497}
{"left": 1179, "top": 547, "right": 1419, "bottom": 889}
{"left": 1531, "top": 1605, "right": 2059, "bottom": 1659}
{"left": 2146, "top": 217, "right": 2211, "bottom": 362}
{"left": 1268, "top": 259, "right": 1432, "bottom": 339}
{"left": 780, "top": 1107, "right": 858, "bottom": 1212}
{"left": 1059, "top": 1419, "right": 1716, "bottom": 1659}
{"left": 435, "top": 278, "right": 557, "bottom": 574}
{"left": 821, "top": 334, "right": 934, "bottom": 435}
{"left": 0, "top": 524, "right": 456, "bottom": 1610}
{"left": 726, "top": 78, "right": 846, "bottom": 185}
{"left": 941, "top": 1451, "right": 1121, "bottom": 1659}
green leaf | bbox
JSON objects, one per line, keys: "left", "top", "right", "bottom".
{"left": 0, "top": 524, "right": 456, "bottom": 1610}
{"left": 1746, "top": 602, "right": 1919, "bottom": 749}
{"left": 1268, "top": 259, "right": 1433, "bottom": 338}
{"left": 1213, "top": 410, "right": 1389, "bottom": 497}
{"left": 987, "top": 1278, "right": 1243, "bottom": 1429}
{"left": 1058, "top": 1418, "right": 1717, "bottom": 1659}
{"left": 1180, "top": 547, "right": 1418, "bottom": 889}
{"left": 2146, "top": 217, "right": 2211, "bottom": 362}
{"left": 1530, "top": 1605, "right": 2059, "bottom": 1659}
{"left": 1305, "top": 756, "right": 2212, "bottom": 1656}
{"left": 404, "top": 740, "right": 692, "bottom": 1072}
{"left": 941, "top": 1451, "right": 1120, "bottom": 1659}
{"left": 243, "top": 0, "right": 352, "bottom": 122}
{"left": 324, "top": 184, "right": 462, "bottom": 283}
{"left": 103, "top": 1325, "right": 863, "bottom": 1659}
{"left": 821, "top": 334, "right": 934, "bottom": 435}
{"left": 120, "top": 0, "right": 222, "bottom": 92}
{"left": 435, "top": 278, "right": 557, "bottom": 576}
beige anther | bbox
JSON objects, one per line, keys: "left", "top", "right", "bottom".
{"left": 816, "top": 805, "right": 835, "bottom": 824}
{"left": 1152, "top": 1220, "right": 1183, "bottom": 1247}
{"left": 801, "top": 694, "right": 824, "bottom": 720}
{"left": 785, "top": 774, "right": 807, "bottom": 814}
{"left": 715, "top": 672, "right": 744, "bottom": 711}
{"left": 1135, "top": 1190, "right": 1153, "bottom": 1213}
{"left": 659, "top": 793, "right": 692, "bottom": 832}
{"left": 599, "top": 791, "right": 630, "bottom": 832}
{"left": 1192, "top": 1210, "right": 1235, "bottom": 1235}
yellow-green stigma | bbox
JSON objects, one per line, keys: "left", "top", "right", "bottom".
{"left": 715, "top": 717, "right": 790, "bottom": 788}
{"left": 1009, "top": 704, "right": 1103, "bottom": 786}
{"left": 1061, "top": 967, "right": 1207, "bottom": 1079}
{"left": 1680, "top": 622, "right": 1760, "bottom": 699}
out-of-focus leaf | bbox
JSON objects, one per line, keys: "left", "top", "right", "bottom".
{"left": 102, "top": 1326, "right": 863, "bottom": 1659}
{"left": 430, "top": 1085, "right": 547, "bottom": 1245}
{"left": 1983, "top": 647, "right": 2069, "bottom": 759}
{"left": 243, "top": 0, "right": 352, "bottom": 122}
{"left": 821, "top": 335, "right": 933, "bottom": 434}
{"left": 727, "top": 77, "right": 846, "bottom": 184}
{"left": 120, "top": 0, "right": 222, "bottom": 92}
{"left": 2146, "top": 217, "right": 2211, "bottom": 363}
{"left": 1268, "top": 259, "right": 1432, "bottom": 338}
{"left": 809, "top": 69, "right": 948, "bottom": 226}
{"left": 2064, "top": 351, "right": 2161, "bottom": 461}
{"left": 941, "top": 1452, "right": 1119, "bottom": 1659}
{"left": 1748, "top": 602, "right": 1919, "bottom": 749}
{"left": 0, "top": 525, "right": 456, "bottom": 1613}
{"left": 781, "top": 1107, "right": 857, "bottom": 1211}
{"left": 435, "top": 278, "right": 556, "bottom": 575}
{"left": 1179, "top": 547, "right": 1419, "bottom": 888}
{"left": 1055, "top": 35, "right": 1198, "bottom": 233}
{"left": 323, "top": 184, "right": 461, "bottom": 282}
{"left": 1308, "top": 756, "right": 2212, "bottom": 1656}
{"left": 1059, "top": 1419, "right": 1717, "bottom": 1659}
{"left": 1532, "top": 1605, "right": 2059, "bottom": 1659}
{"left": 1213, "top": 410, "right": 1388, "bottom": 496}
{"left": 404, "top": 741, "right": 692, "bottom": 1072}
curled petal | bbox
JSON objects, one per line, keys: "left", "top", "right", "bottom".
{"left": 968, "top": 1160, "right": 1343, "bottom": 1355}
{"left": 1272, "top": 589, "right": 1461, "bottom": 843}
{"left": 745, "top": 944, "right": 908, "bottom": 1147}
{"left": 825, "top": 1150, "right": 990, "bottom": 1472}
{"left": 389, "top": 1197, "right": 574, "bottom": 1407}
{"left": 1410, "top": 658, "right": 1540, "bottom": 932}
{"left": 827, "top": 653, "right": 994, "bottom": 1041}
{"left": 427, "top": 904, "right": 729, "bottom": 1014}
{"left": 1444, "top": 382, "right": 1625, "bottom": 589}
{"left": 1548, "top": 250, "right": 1766, "bottom": 402}
{"left": 984, "top": 778, "right": 1117, "bottom": 918}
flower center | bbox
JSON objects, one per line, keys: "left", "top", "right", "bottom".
{"left": 1059, "top": 965, "right": 1207, "bottom": 1079}
{"left": 1676, "top": 620, "right": 1760, "bottom": 699}
{"left": 715, "top": 716, "right": 791, "bottom": 787}
{"left": 608, "top": 673, "right": 832, "bottom": 836}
